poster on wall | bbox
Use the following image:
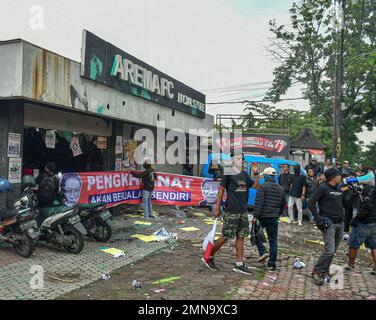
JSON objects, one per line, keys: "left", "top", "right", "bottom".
{"left": 45, "top": 130, "right": 56, "bottom": 149}
{"left": 123, "top": 139, "right": 137, "bottom": 170}
{"left": 115, "top": 136, "right": 123, "bottom": 154}
{"left": 97, "top": 136, "right": 108, "bottom": 150}
{"left": 7, "top": 133, "right": 21, "bottom": 158}
{"left": 8, "top": 158, "right": 22, "bottom": 183}
{"left": 71, "top": 137, "right": 83, "bottom": 157}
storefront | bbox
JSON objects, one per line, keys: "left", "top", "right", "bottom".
{"left": 0, "top": 31, "right": 213, "bottom": 208}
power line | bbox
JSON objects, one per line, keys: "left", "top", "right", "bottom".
{"left": 207, "top": 97, "right": 307, "bottom": 105}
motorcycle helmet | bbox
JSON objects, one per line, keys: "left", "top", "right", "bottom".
{"left": 21, "top": 175, "right": 36, "bottom": 189}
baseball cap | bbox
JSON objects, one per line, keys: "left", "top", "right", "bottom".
{"left": 262, "top": 167, "right": 277, "bottom": 176}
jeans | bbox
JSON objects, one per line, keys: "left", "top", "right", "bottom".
{"left": 288, "top": 196, "right": 303, "bottom": 223}
{"left": 259, "top": 218, "right": 279, "bottom": 268}
{"left": 142, "top": 190, "right": 153, "bottom": 218}
{"left": 313, "top": 222, "right": 344, "bottom": 274}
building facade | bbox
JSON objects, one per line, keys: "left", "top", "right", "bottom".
{"left": 0, "top": 31, "right": 214, "bottom": 208}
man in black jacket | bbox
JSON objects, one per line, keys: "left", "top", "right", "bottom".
{"left": 278, "top": 164, "right": 292, "bottom": 216}
{"left": 131, "top": 162, "right": 157, "bottom": 219}
{"left": 346, "top": 172, "right": 376, "bottom": 275}
{"left": 308, "top": 168, "right": 348, "bottom": 285}
{"left": 253, "top": 167, "right": 286, "bottom": 272}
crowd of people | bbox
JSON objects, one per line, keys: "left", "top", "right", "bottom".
{"left": 201, "top": 153, "right": 376, "bottom": 287}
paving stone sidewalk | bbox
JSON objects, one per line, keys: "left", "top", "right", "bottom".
{"left": 60, "top": 206, "right": 376, "bottom": 300}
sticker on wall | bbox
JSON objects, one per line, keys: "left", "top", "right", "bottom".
{"left": 7, "top": 133, "right": 21, "bottom": 158}
{"left": 45, "top": 130, "right": 56, "bottom": 149}
{"left": 115, "top": 158, "right": 122, "bottom": 171}
{"left": 8, "top": 157, "right": 22, "bottom": 183}
{"left": 33, "top": 169, "right": 39, "bottom": 178}
{"left": 97, "top": 136, "right": 107, "bottom": 150}
{"left": 115, "top": 136, "right": 123, "bottom": 154}
{"left": 71, "top": 137, "right": 83, "bottom": 157}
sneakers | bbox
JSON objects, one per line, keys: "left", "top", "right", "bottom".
{"left": 268, "top": 266, "right": 276, "bottom": 272}
{"left": 298, "top": 222, "right": 302, "bottom": 226}
{"left": 312, "top": 272, "right": 325, "bottom": 286}
{"left": 201, "top": 257, "right": 218, "bottom": 271}
{"left": 257, "top": 252, "right": 270, "bottom": 263}
{"left": 343, "top": 233, "right": 350, "bottom": 240}
{"left": 233, "top": 263, "right": 254, "bottom": 275}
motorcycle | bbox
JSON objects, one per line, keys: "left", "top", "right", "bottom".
{"left": 16, "top": 181, "right": 85, "bottom": 254}
{"left": 76, "top": 203, "right": 112, "bottom": 242}
{"left": 0, "top": 179, "right": 40, "bottom": 258}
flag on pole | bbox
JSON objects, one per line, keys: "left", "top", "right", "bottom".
{"left": 202, "top": 218, "right": 218, "bottom": 262}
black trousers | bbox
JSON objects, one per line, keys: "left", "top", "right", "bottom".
{"left": 344, "top": 204, "right": 353, "bottom": 233}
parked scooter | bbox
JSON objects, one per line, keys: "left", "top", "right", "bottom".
{"left": 76, "top": 203, "right": 112, "bottom": 242}
{"left": 0, "top": 178, "right": 40, "bottom": 257}
{"left": 19, "top": 175, "right": 85, "bottom": 254}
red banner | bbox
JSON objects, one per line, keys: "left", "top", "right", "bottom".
{"left": 60, "top": 171, "right": 221, "bottom": 207}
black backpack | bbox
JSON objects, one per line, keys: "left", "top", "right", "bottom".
{"left": 37, "top": 175, "right": 55, "bottom": 204}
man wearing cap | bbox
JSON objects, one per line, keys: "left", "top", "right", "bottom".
{"left": 202, "top": 152, "right": 258, "bottom": 275}
{"left": 253, "top": 167, "right": 286, "bottom": 272}
{"left": 308, "top": 167, "right": 348, "bottom": 286}
{"left": 305, "top": 155, "right": 322, "bottom": 178}
{"left": 341, "top": 160, "right": 352, "bottom": 178}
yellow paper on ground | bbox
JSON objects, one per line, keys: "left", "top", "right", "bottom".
{"left": 127, "top": 214, "right": 141, "bottom": 218}
{"left": 360, "top": 243, "right": 366, "bottom": 250}
{"left": 193, "top": 212, "right": 206, "bottom": 217}
{"left": 134, "top": 221, "right": 152, "bottom": 226}
{"left": 304, "top": 239, "right": 324, "bottom": 245}
{"left": 204, "top": 218, "right": 223, "bottom": 225}
{"left": 101, "top": 248, "right": 124, "bottom": 255}
{"left": 131, "top": 234, "right": 158, "bottom": 243}
{"left": 180, "top": 227, "right": 200, "bottom": 232}
{"left": 279, "top": 217, "right": 290, "bottom": 223}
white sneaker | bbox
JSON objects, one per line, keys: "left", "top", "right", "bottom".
{"left": 343, "top": 233, "right": 350, "bottom": 240}
{"left": 298, "top": 222, "right": 302, "bottom": 226}
{"left": 287, "top": 219, "right": 292, "bottom": 224}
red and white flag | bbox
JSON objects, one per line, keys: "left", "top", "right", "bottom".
{"left": 202, "top": 218, "right": 218, "bottom": 262}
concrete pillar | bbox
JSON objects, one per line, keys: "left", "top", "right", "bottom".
{"left": 0, "top": 100, "right": 24, "bottom": 209}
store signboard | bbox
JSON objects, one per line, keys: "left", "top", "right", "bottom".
{"left": 81, "top": 30, "right": 206, "bottom": 119}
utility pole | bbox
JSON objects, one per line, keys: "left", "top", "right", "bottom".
{"left": 332, "top": 0, "right": 345, "bottom": 164}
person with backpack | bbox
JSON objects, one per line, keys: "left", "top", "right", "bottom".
{"left": 131, "top": 162, "right": 157, "bottom": 219}
{"left": 36, "top": 162, "right": 60, "bottom": 207}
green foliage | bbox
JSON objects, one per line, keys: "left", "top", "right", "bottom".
{"left": 361, "top": 142, "right": 376, "bottom": 167}
{"left": 264, "top": 0, "right": 376, "bottom": 161}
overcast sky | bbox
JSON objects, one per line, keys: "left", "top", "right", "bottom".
{"left": 0, "top": 0, "right": 374, "bottom": 145}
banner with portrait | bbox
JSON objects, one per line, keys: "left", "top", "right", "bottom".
{"left": 60, "top": 171, "right": 221, "bottom": 207}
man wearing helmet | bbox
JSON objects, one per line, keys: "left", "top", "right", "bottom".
{"left": 252, "top": 167, "right": 286, "bottom": 272}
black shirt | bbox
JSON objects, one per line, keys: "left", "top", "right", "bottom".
{"left": 133, "top": 168, "right": 157, "bottom": 191}
{"left": 289, "top": 174, "right": 307, "bottom": 197}
{"left": 308, "top": 182, "right": 345, "bottom": 223}
{"left": 278, "top": 173, "right": 292, "bottom": 193}
{"left": 220, "top": 169, "right": 253, "bottom": 214}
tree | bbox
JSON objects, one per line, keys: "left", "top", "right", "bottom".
{"left": 361, "top": 142, "right": 376, "bottom": 168}
{"left": 264, "top": 0, "right": 376, "bottom": 162}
